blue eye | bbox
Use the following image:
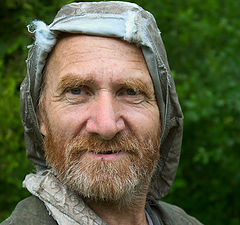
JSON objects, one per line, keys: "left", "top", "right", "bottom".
{"left": 70, "top": 88, "right": 82, "bottom": 95}
{"left": 126, "top": 88, "right": 137, "bottom": 96}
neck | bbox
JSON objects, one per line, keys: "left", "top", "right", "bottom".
{"left": 84, "top": 195, "right": 149, "bottom": 225}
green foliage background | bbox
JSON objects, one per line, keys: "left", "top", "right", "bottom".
{"left": 0, "top": 0, "right": 239, "bottom": 224}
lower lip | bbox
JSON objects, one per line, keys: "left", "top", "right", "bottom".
{"left": 86, "top": 151, "right": 124, "bottom": 161}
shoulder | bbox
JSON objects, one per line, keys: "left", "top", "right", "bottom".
{"left": 151, "top": 200, "right": 203, "bottom": 225}
{"left": 0, "top": 196, "right": 57, "bottom": 225}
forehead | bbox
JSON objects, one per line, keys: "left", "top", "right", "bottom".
{"left": 52, "top": 34, "right": 143, "bottom": 58}
{"left": 45, "top": 35, "right": 152, "bottom": 85}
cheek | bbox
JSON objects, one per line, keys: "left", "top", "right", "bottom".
{"left": 123, "top": 105, "right": 160, "bottom": 136}
{"left": 47, "top": 106, "right": 88, "bottom": 137}
{"left": 46, "top": 101, "right": 160, "bottom": 138}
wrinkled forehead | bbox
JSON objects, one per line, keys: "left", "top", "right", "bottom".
{"left": 49, "top": 34, "right": 145, "bottom": 64}
{"left": 44, "top": 34, "right": 152, "bottom": 88}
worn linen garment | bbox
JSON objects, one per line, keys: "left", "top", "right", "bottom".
{"left": 1, "top": 1, "right": 203, "bottom": 225}
{"left": 1, "top": 170, "right": 202, "bottom": 225}
{"left": 1, "top": 197, "right": 203, "bottom": 225}
{"left": 23, "top": 170, "right": 107, "bottom": 225}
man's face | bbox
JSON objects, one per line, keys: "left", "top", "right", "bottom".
{"left": 39, "top": 35, "right": 160, "bottom": 206}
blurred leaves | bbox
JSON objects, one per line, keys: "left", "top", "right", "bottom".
{"left": 0, "top": 0, "right": 240, "bottom": 224}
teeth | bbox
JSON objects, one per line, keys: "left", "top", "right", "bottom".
{"left": 92, "top": 151, "right": 120, "bottom": 154}
{"left": 98, "top": 151, "right": 113, "bottom": 154}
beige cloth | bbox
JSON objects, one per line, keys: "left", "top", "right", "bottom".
{"left": 23, "top": 170, "right": 107, "bottom": 225}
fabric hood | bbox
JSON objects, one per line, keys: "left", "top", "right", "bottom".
{"left": 20, "top": 1, "right": 183, "bottom": 200}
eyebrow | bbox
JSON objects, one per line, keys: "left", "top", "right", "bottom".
{"left": 117, "top": 78, "right": 154, "bottom": 98}
{"left": 56, "top": 73, "right": 155, "bottom": 98}
{"left": 56, "top": 74, "right": 95, "bottom": 94}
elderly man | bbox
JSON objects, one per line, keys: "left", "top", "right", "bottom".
{"left": 1, "top": 2, "right": 202, "bottom": 225}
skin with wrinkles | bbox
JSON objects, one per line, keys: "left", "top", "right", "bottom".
{"left": 39, "top": 35, "right": 160, "bottom": 225}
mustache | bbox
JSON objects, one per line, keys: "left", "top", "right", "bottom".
{"left": 64, "top": 131, "right": 156, "bottom": 159}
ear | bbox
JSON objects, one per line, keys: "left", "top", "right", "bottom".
{"left": 39, "top": 117, "right": 47, "bottom": 136}
{"left": 39, "top": 120, "right": 47, "bottom": 136}
{"left": 38, "top": 94, "right": 47, "bottom": 136}
{"left": 38, "top": 108, "right": 47, "bottom": 136}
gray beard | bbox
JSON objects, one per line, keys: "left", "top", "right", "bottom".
{"left": 60, "top": 153, "right": 153, "bottom": 208}
{"left": 44, "top": 127, "right": 160, "bottom": 209}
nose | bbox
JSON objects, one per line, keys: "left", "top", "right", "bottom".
{"left": 86, "top": 92, "right": 125, "bottom": 140}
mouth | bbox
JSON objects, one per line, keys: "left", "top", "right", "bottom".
{"left": 94, "top": 150, "right": 121, "bottom": 154}
{"left": 86, "top": 150, "right": 123, "bottom": 161}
